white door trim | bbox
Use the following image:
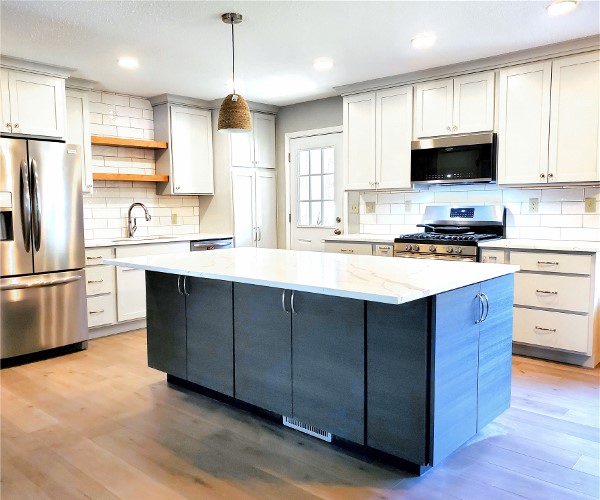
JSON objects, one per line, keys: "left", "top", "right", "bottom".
{"left": 285, "top": 126, "right": 344, "bottom": 249}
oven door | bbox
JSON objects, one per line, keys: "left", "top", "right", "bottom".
{"left": 394, "top": 252, "right": 477, "bottom": 262}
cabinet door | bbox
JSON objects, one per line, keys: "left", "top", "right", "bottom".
{"left": 414, "top": 79, "right": 453, "bottom": 138}
{"left": 186, "top": 278, "right": 234, "bottom": 396}
{"left": 292, "top": 292, "right": 365, "bottom": 443}
{"left": 477, "top": 275, "right": 513, "bottom": 431}
{"left": 146, "top": 272, "right": 187, "bottom": 379}
{"left": 549, "top": 52, "right": 600, "bottom": 183}
{"left": 453, "top": 72, "right": 495, "bottom": 134}
{"left": 431, "top": 284, "right": 479, "bottom": 465}
{"left": 66, "top": 89, "right": 93, "bottom": 193}
{"left": 253, "top": 113, "right": 276, "bottom": 169}
{"left": 255, "top": 169, "right": 277, "bottom": 248}
{"left": 343, "top": 93, "right": 376, "bottom": 190}
{"left": 7, "top": 70, "right": 65, "bottom": 139}
{"left": 497, "top": 62, "right": 552, "bottom": 184}
{"left": 234, "top": 284, "right": 292, "bottom": 415}
{"left": 170, "top": 106, "right": 214, "bottom": 194}
{"left": 116, "top": 266, "right": 146, "bottom": 321}
{"left": 230, "top": 127, "right": 254, "bottom": 167}
{"left": 376, "top": 86, "right": 412, "bottom": 189}
{"left": 0, "top": 70, "right": 10, "bottom": 134}
{"left": 367, "top": 299, "right": 430, "bottom": 464}
{"left": 231, "top": 168, "right": 256, "bottom": 247}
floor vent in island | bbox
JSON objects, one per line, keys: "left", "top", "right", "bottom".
{"left": 283, "top": 416, "right": 332, "bottom": 442}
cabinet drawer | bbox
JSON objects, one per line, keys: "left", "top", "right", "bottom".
{"left": 510, "top": 251, "right": 592, "bottom": 275}
{"left": 87, "top": 294, "right": 117, "bottom": 328}
{"left": 480, "top": 249, "right": 507, "bottom": 264}
{"left": 513, "top": 307, "right": 589, "bottom": 354}
{"left": 85, "top": 247, "right": 115, "bottom": 266}
{"left": 374, "top": 244, "right": 393, "bottom": 257}
{"left": 324, "top": 242, "right": 373, "bottom": 255}
{"left": 514, "top": 273, "right": 590, "bottom": 313}
{"left": 85, "top": 265, "right": 115, "bottom": 296}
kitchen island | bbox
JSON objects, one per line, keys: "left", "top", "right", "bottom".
{"left": 106, "top": 248, "right": 519, "bottom": 474}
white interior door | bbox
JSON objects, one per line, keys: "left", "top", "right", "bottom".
{"left": 289, "top": 132, "right": 343, "bottom": 251}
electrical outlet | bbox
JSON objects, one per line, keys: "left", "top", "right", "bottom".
{"left": 171, "top": 213, "right": 178, "bottom": 224}
{"left": 584, "top": 197, "right": 597, "bottom": 213}
{"left": 365, "top": 202, "right": 376, "bottom": 214}
{"left": 350, "top": 203, "right": 359, "bottom": 214}
{"left": 529, "top": 198, "right": 539, "bottom": 213}
{"left": 405, "top": 200, "right": 412, "bottom": 213}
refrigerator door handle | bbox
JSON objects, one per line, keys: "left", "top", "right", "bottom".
{"left": 19, "top": 159, "right": 32, "bottom": 253}
{"left": 0, "top": 274, "right": 82, "bottom": 291}
{"left": 30, "top": 158, "right": 41, "bottom": 252}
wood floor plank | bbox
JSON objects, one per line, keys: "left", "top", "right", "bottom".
{"left": 1, "top": 330, "right": 598, "bottom": 500}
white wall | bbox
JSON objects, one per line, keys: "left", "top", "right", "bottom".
{"left": 83, "top": 91, "right": 200, "bottom": 243}
{"left": 359, "top": 184, "right": 600, "bottom": 241}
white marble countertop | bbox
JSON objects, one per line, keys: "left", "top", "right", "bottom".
{"left": 322, "top": 233, "right": 397, "bottom": 244}
{"left": 105, "top": 247, "right": 519, "bottom": 305}
{"left": 479, "top": 239, "right": 600, "bottom": 253}
{"left": 85, "top": 233, "right": 233, "bottom": 249}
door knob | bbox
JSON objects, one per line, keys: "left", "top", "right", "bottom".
{"left": 335, "top": 217, "right": 341, "bottom": 223}
{"left": 334, "top": 229, "right": 342, "bottom": 235}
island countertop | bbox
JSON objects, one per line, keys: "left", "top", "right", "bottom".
{"left": 105, "top": 247, "right": 518, "bottom": 305}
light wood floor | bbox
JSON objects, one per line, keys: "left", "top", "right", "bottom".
{"left": 1, "top": 330, "right": 598, "bottom": 500}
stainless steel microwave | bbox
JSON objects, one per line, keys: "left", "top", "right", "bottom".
{"left": 411, "top": 133, "right": 497, "bottom": 184}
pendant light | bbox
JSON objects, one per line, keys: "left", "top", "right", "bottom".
{"left": 218, "top": 12, "right": 252, "bottom": 133}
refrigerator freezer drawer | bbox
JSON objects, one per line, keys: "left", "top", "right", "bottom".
{"left": 0, "top": 269, "right": 88, "bottom": 359}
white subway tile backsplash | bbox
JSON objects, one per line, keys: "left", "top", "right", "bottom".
{"left": 377, "top": 214, "right": 405, "bottom": 225}
{"left": 115, "top": 105, "right": 143, "bottom": 118}
{"left": 117, "top": 127, "right": 144, "bottom": 139}
{"left": 467, "top": 190, "right": 503, "bottom": 203}
{"left": 143, "top": 109, "right": 154, "bottom": 120}
{"left": 537, "top": 202, "right": 562, "bottom": 215}
{"left": 377, "top": 192, "right": 404, "bottom": 204}
{"left": 89, "top": 102, "right": 111, "bottom": 115}
{"left": 582, "top": 215, "right": 600, "bottom": 228}
{"left": 130, "top": 118, "right": 153, "bottom": 130}
{"left": 88, "top": 91, "right": 102, "bottom": 103}
{"left": 561, "top": 202, "right": 585, "bottom": 214}
{"left": 375, "top": 203, "right": 390, "bottom": 215}
{"left": 89, "top": 112, "right": 102, "bottom": 124}
{"left": 143, "top": 130, "right": 155, "bottom": 140}
{"left": 541, "top": 187, "right": 585, "bottom": 202}
{"left": 405, "top": 191, "right": 435, "bottom": 203}
{"left": 92, "top": 145, "right": 118, "bottom": 157}
{"left": 103, "top": 115, "right": 130, "bottom": 127}
{"left": 102, "top": 93, "right": 130, "bottom": 106}
{"left": 560, "top": 228, "right": 600, "bottom": 241}
{"left": 129, "top": 97, "right": 152, "bottom": 109}
{"left": 91, "top": 123, "right": 117, "bottom": 136}
{"left": 501, "top": 188, "right": 542, "bottom": 203}
{"left": 434, "top": 191, "right": 468, "bottom": 203}
{"left": 118, "top": 147, "right": 146, "bottom": 159}
{"left": 584, "top": 187, "right": 600, "bottom": 200}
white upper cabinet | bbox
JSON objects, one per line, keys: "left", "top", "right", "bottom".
{"left": 548, "top": 52, "right": 600, "bottom": 183}
{"left": 65, "top": 89, "right": 93, "bottom": 194}
{"left": 230, "top": 112, "right": 276, "bottom": 169}
{"left": 498, "top": 51, "right": 599, "bottom": 185}
{"left": 0, "top": 69, "right": 66, "bottom": 139}
{"left": 414, "top": 72, "right": 494, "bottom": 138}
{"left": 344, "top": 87, "right": 412, "bottom": 190}
{"left": 154, "top": 104, "right": 214, "bottom": 195}
{"left": 497, "top": 61, "right": 552, "bottom": 184}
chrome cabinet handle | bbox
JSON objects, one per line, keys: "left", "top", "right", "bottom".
{"left": 535, "top": 326, "right": 556, "bottom": 333}
{"left": 183, "top": 276, "right": 189, "bottom": 296}
{"left": 14, "top": 123, "right": 19, "bottom": 129}
{"left": 30, "top": 158, "right": 41, "bottom": 252}
{"left": 446, "top": 126, "right": 451, "bottom": 132}
{"left": 340, "top": 249, "right": 354, "bottom": 253}
{"left": 122, "top": 267, "right": 140, "bottom": 272}
{"left": 548, "top": 173, "right": 554, "bottom": 179}
{"left": 290, "top": 290, "right": 296, "bottom": 314}
{"left": 89, "top": 309, "right": 105, "bottom": 314}
{"left": 452, "top": 125, "right": 458, "bottom": 132}
{"left": 281, "top": 289, "right": 288, "bottom": 313}
{"left": 475, "top": 293, "right": 486, "bottom": 324}
{"left": 177, "top": 275, "right": 183, "bottom": 295}
{"left": 20, "top": 159, "right": 32, "bottom": 253}
{"left": 333, "top": 229, "right": 342, "bottom": 235}
{"left": 257, "top": 227, "right": 261, "bottom": 242}
{"left": 86, "top": 256, "right": 103, "bottom": 261}
{"left": 480, "top": 292, "right": 489, "bottom": 322}
{"left": 537, "top": 261, "right": 559, "bottom": 265}
{"left": 536, "top": 289, "right": 558, "bottom": 295}
{"left": 87, "top": 279, "right": 104, "bottom": 284}
{"left": 540, "top": 173, "right": 546, "bottom": 179}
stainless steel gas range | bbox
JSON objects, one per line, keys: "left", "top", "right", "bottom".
{"left": 393, "top": 205, "right": 505, "bottom": 262}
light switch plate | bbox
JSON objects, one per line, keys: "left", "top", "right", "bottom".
{"left": 349, "top": 203, "right": 359, "bottom": 214}
{"left": 171, "top": 213, "right": 178, "bottom": 224}
{"left": 365, "top": 202, "right": 376, "bottom": 214}
{"left": 584, "top": 197, "right": 597, "bottom": 213}
{"left": 529, "top": 198, "right": 539, "bottom": 213}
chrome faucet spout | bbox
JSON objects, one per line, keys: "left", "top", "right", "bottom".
{"left": 128, "top": 202, "right": 151, "bottom": 238}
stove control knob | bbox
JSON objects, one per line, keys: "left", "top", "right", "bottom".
{"left": 405, "top": 244, "right": 411, "bottom": 251}
{"left": 412, "top": 245, "right": 420, "bottom": 252}
{"left": 428, "top": 245, "right": 436, "bottom": 252}
{"left": 446, "top": 246, "right": 454, "bottom": 254}
{"left": 455, "top": 247, "right": 463, "bottom": 254}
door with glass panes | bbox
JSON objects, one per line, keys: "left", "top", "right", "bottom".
{"left": 289, "top": 132, "right": 343, "bottom": 251}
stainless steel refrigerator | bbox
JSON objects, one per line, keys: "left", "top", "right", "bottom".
{"left": 0, "top": 137, "right": 87, "bottom": 361}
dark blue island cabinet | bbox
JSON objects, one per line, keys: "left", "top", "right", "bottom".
{"left": 145, "top": 271, "right": 514, "bottom": 474}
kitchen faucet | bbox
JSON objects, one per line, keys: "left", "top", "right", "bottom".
{"left": 128, "top": 202, "right": 151, "bottom": 237}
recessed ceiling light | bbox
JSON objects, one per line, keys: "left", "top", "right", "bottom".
{"left": 411, "top": 32, "right": 436, "bottom": 50}
{"left": 313, "top": 57, "right": 334, "bottom": 72}
{"left": 118, "top": 57, "right": 139, "bottom": 69}
{"left": 547, "top": 0, "right": 578, "bottom": 16}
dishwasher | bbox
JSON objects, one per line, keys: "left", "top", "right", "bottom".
{"left": 190, "top": 237, "right": 234, "bottom": 251}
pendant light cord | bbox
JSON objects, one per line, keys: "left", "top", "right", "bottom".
{"left": 231, "top": 20, "right": 235, "bottom": 94}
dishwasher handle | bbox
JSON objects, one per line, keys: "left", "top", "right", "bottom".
{"left": 190, "top": 239, "right": 233, "bottom": 251}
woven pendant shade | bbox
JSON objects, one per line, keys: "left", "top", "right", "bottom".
{"left": 218, "top": 93, "right": 252, "bottom": 133}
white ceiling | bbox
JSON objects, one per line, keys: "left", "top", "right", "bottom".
{"left": 1, "top": 1, "right": 598, "bottom": 106}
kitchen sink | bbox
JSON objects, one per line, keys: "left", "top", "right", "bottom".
{"left": 111, "top": 235, "right": 179, "bottom": 243}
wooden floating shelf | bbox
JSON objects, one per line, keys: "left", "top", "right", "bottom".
{"left": 92, "top": 173, "right": 169, "bottom": 182}
{"left": 91, "top": 136, "right": 168, "bottom": 150}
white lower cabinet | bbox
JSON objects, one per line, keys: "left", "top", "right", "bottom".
{"left": 87, "top": 294, "right": 118, "bottom": 328}
{"left": 84, "top": 247, "right": 117, "bottom": 329}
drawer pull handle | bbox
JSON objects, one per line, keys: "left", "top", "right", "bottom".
{"left": 86, "top": 256, "right": 103, "bottom": 261}
{"left": 89, "top": 309, "right": 105, "bottom": 314}
{"left": 536, "top": 289, "right": 558, "bottom": 295}
{"left": 537, "top": 261, "right": 559, "bottom": 265}
{"left": 535, "top": 326, "right": 556, "bottom": 333}
{"left": 87, "top": 279, "right": 104, "bottom": 284}
{"left": 340, "top": 249, "right": 354, "bottom": 253}
{"left": 122, "top": 268, "right": 140, "bottom": 272}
